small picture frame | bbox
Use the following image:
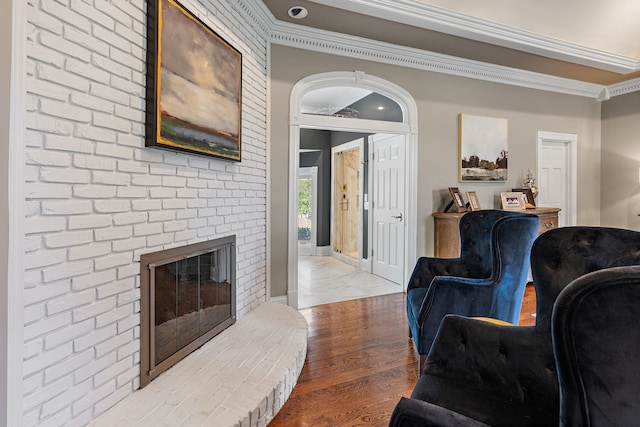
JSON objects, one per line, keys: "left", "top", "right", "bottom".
{"left": 448, "top": 187, "right": 468, "bottom": 213}
{"left": 466, "top": 191, "right": 481, "bottom": 211}
{"left": 501, "top": 192, "right": 526, "bottom": 211}
{"left": 512, "top": 188, "right": 536, "bottom": 208}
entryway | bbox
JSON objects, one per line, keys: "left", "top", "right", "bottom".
{"left": 287, "top": 71, "right": 419, "bottom": 309}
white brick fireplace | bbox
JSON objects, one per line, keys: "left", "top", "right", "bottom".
{"left": 21, "top": 0, "right": 275, "bottom": 425}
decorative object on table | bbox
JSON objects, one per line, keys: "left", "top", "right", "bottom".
{"left": 501, "top": 191, "right": 526, "bottom": 210}
{"left": 512, "top": 188, "right": 536, "bottom": 208}
{"left": 458, "top": 114, "right": 508, "bottom": 182}
{"left": 466, "top": 191, "right": 481, "bottom": 211}
{"left": 145, "top": 0, "right": 242, "bottom": 161}
{"left": 522, "top": 169, "right": 539, "bottom": 199}
{"left": 445, "top": 187, "right": 467, "bottom": 213}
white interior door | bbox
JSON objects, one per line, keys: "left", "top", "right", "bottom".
{"left": 537, "top": 131, "right": 577, "bottom": 227}
{"left": 371, "top": 134, "right": 405, "bottom": 284}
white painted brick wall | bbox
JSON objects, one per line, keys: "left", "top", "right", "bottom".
{"left": 23, "top": 0, "right": 268, "bottom": 425}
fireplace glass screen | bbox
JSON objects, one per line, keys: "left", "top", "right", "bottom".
{"left": 140, "top": 236, "right": 235, "bottom": 387}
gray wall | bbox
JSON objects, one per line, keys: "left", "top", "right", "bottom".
{"left": 601, "top": 91, "right": 640, "bottom": 229}
{"left": 270, "top": 44, "right": 602, "bottom": 299}
{"left": 299, "top": 129, "right": 331, "bottom": 246}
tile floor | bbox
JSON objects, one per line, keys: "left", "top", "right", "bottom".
{"left": 297, "top": 255, "right": 403, "bottom": 309}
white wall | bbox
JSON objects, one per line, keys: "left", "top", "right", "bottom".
{"left": 22, "top": 0, "right": 268, "bottom": 424}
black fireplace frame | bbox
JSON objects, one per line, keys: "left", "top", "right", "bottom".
{"left": 140, "top": 236, "right": 236, "bottom": 387}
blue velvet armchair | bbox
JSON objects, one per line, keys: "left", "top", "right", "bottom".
{"left": 553, "top": 265, "right": 640, "bottom": 427}
{"left": 406, "top": 209, "right": 539, "bottom": 363}
{"left": 391, "top": 226, "right": 640, "bottom": 427}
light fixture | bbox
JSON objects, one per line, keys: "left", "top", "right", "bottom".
{"left": 377, "top": 106, "right": 384, "bottom": 110}
{"left": 288, "top": 6, "right": 308, "bottom": 19}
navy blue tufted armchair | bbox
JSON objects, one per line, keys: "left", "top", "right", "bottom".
{"left": 553, "top": 265, "right": 640, "bottom": 427}
{"left": 391, "top": 226, "right": 640, "bottom": 427}
{"left": 406, "top": 209, "right": 539, "bottom": 367}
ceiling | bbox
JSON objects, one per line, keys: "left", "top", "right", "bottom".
{"left": 263, "top": 0, "right": 640, "bottom": 86}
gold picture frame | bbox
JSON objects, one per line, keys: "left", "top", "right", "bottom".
{"left": 501, "top": 192, "right": 526, "bottom": 210}
{"left": 459, "top": 114, "right": 508, "bottom": 182}
{"left": 145, "top": 0, "right": 242, "bottom": 161}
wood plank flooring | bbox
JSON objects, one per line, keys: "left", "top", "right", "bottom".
{"left": 269, "top": 285, "right": 536, "bottom": 426}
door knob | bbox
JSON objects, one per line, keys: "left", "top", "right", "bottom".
{"left": 392, "top": 213, "right": 403, "bottom": 221}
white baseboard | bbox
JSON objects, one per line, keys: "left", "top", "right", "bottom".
{"left": 332, "top": 251, "right": 359, "bottom": 267}
{"left": 270, "top": 295, "right": 289, "bottom": 305}
{"left": 314, "top": 246, "right": 331, "bottom": 256}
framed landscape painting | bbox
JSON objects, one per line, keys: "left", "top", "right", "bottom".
{"left": 459, "top": 114, "right": 508, "bottom": 181}
{"left": 145, "top": 0, "right": 242, "bottom": 161}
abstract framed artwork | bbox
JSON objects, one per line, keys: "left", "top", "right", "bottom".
{"left": 459, "top": 114, "right": 508, "bottom": 181}
{"left": 145, "top": 0, "right": 242, "bottom": 161}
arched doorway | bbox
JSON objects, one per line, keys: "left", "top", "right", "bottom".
{"left": 287, "top": 71, "right": 418, "bottom": 309}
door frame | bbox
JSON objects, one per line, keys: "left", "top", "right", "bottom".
{"left": 536, "top": 131, "right": 578, "bottom": 226}
{"left": 287, "top": 71, "right": 418, "bottom": 309}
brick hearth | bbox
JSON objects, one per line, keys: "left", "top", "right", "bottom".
{"left": 90, "top": 303, "right": 307, "bottom": 426}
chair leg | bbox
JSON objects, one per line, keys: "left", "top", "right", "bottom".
{"left": 407, "top": 331, "right": 426, "bottom": 376}
{"left": 417, "top": 354, "right": 427, "bottom": 377}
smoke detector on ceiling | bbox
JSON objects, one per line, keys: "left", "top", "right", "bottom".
{"left": 288, "top": 6, "right": 308, "bottom": 19}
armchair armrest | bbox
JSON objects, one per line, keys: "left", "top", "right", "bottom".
{"left": 416, "top": 276, "right": 495, "bottom": 329}
{"left": 408, "top": 256, "right": 488, "bottom": 291}
{"left": 389, "top": 397, "right": 490, "bottom": 427}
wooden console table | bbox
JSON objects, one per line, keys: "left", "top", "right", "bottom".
{"left": 432, "top": 208, "right": 560, "bottom": 258}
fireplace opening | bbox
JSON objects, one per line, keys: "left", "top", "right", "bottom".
{"left": 140, "top": 236, "right": 236, "bottom": 387}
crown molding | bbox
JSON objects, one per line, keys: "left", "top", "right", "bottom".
{"left": 269, "top": 20, "right": 605, "bottom": 99}
{"left": 307, "top": 0, "right": 640, "bottom": 74}
{"left": 245, "top": 0, "right": 639, "bottom": 99}
{"left": 606, "top": 78, "right": 640, "bottom": 98}
{"left": 236, "top": 0, "right": 272, "bottom": 37}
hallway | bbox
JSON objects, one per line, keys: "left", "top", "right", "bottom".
{"left": 298, "top": 255, "right": 402, "bottom": 309}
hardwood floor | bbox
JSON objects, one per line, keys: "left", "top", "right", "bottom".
{"left": 269, "top": 285, "right": 537, "bottom": 426}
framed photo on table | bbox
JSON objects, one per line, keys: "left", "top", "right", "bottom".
{"left": 501, "top": 192, "right": 526, "bottom": 210}
{"left": 466, "top": 191, "right": 481, "bottom": 211}
{"left": 448, "top": 187, "right": 468, "bottom": 213}
{"left": 512, "top": 188, "right": 536, "bottom": 208}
